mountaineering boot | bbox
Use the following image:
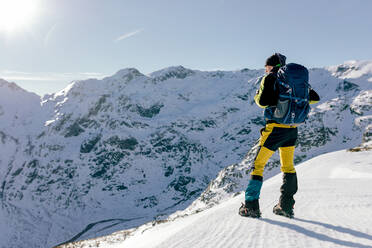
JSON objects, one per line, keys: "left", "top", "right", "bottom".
{"left": 273, "top": 203, "right": 294, "bottom": 218}
{"left": 239, "top": 200, "right": 261, "bottom": 218}
{"left": 273, "top": 173, "right": 297, "bottom": 218}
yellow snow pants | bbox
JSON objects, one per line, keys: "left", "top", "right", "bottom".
{"left": 251, "top": 123, "right": 298, "bottom": 177}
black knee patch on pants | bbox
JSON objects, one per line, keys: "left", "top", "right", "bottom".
{"left": 279, "top": 173, "right": 298, "bottom": 211}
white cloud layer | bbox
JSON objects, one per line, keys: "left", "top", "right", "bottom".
{"left": 0, "top": 70, "right": 107, "bottom": 82}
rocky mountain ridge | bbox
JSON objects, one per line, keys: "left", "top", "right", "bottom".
{"left": 0, "top": 61, "right": 371, "bottom": 247}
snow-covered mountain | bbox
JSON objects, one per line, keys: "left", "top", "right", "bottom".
{"left": 0, "top": 61, "right": 371, "bottom": 248}
{"left": 63, "top": 149, "right": 372, "bottom": 248}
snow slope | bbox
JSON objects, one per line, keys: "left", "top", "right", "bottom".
{"left": 66, "top": 149, "right": 372, "bottom": 248}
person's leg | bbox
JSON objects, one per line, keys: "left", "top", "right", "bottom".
{"left": 279, "top": 146, "right": 296, "bottom": 174}
{"left": 274, "top": 128, "right": 298, "bottom": 217}
{"left": 279, "top": 171, "right": 297, "bottom": 211}
{"left": 241, "top": 146, "right": 275, "bottom": 217}
{"left": 250, "top": 146, "right": 275, "bottom": 179}
{"left": 279, "top": 146, "right": 298, "bottom": 211}
{"left": 246, "top": 124, "right": 276, "bottom": 202}
{"left": 241, "top": 126, "right": 275, "bottom": 217}
{"left": 249, "top": 124, "right": 277, "bottom": 178}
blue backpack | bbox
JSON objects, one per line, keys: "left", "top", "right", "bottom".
{"left": 264, "top": 63, "right": 310, "bottom": 124}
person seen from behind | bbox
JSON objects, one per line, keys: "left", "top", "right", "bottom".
{"left": 239, "top": 53, "right": 320, "bottom": 218}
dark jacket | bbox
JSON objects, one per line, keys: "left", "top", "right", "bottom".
{"left": 254, "top": 66, "right": 320, "bottom": 108}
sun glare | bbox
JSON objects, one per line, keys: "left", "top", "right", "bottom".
{"left": 0, "top": 0, "right": 39, "bottom": 32}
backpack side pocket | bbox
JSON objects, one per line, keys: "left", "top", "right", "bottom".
{"left": 273, "top": 99, "right": 289, "bottom": 119}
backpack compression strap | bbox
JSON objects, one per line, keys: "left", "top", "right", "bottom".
{"left": 277, "top": 81, "right": 309, "bottom": 103}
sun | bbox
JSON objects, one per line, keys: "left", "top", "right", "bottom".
{"left": 0, "top": 0, "right": 39, "bottom": 32}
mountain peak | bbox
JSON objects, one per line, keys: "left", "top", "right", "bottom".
{"left": 0, "top": 78, "right": 41, "bottom": 101}
{"left": 111, "top": 68, "right": 145, "bottom": 80}
{"left": 328, "top": 60, "right": 372, "bottom": 79}
{"left": 0, "top": 78, "right": 27, "bottom": 92}
{"left": 150, "top": 65, "right": 196, "bottom": 81}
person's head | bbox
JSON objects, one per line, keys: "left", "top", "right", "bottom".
{"left": 265, "top": 65, "right": 274, "bottom": 73}
{"left": 265, "top": 53, "right": 287, "bottom": 72}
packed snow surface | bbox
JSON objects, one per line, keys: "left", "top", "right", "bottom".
{"left": 97, "top": 149, "right": 372, "bottom": 248}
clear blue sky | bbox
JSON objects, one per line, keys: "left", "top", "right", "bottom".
{"left": 0, "top": 0, "right": 371, "bottom": 96}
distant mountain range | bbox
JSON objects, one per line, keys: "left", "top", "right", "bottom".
{"left": 0, "top": 61, "right": 371, "bottom": 247}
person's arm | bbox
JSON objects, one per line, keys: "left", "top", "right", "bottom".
{"left": 254, "top": 74, "right": 278, "bottom": 108}
{"left": 309, "top": 89, "right": 320, "bottom": 104}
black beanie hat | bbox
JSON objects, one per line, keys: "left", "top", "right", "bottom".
{"left": 265, "top": 53, "right": 286, "bottom": 67}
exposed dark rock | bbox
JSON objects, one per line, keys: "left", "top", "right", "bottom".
{"left": 80, "top": 135, "right": 102, "bottom": 153}
{"left": 135, "top": 103, "right": 164, "bottom": 118}
{"left": 336, "top": 80, "right": 359, "bottom": 92}
{"left": 88, "top": 95, "right": 110, "bottom": 117}
{"left": 105, "top": 136, "right": 138, "bottom": 150}
{"left": 137, "top": 195, "right": 158, "bottom": 208}
{"left": 169, "top": 176, "right": 196, "bottom": 195}
{"left": 153, "top": 66, "right": 195, "bottom": 82}
{"left": 64, "top": 122, "right": 85, "bottom": 137}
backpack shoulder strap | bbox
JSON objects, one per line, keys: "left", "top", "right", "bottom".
{"left": 277, "top": 80, "right": 292, "bottom": 89}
